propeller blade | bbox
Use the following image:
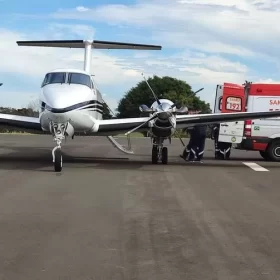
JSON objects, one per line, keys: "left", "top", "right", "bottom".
{"left": 170, "top": 87, "right": 204, "bottom": 109}
{"left": 124, "top": 114, "right": 157, "bottom": 136}
{"left": 142, "top": 73, "right": 161, "bottom": 105}
{"left": 193, "top": 88, "right": 204, "bottom": 94}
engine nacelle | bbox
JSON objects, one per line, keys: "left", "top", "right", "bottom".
{"left": 150, "top": 115, "right": 176, "bottom": 138}
{"left": 175, "top": 106, "right": 188, "bottom": 114}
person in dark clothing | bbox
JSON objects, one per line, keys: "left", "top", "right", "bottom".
{"left": 211, "top": 123, "right": 220, "bottom": 159}
{"left": 211, "top": 123, "right": 232, "bottom": 159}
{"left": 180, "top": 126, "right": 194, "bottom": 160}
{"left": 188, "top": 124, "right": 207, "bottom": 162}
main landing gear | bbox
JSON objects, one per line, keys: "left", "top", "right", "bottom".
{"left": 152, "top": 138, "right": 168, "bottom": 164}
{"left": 50, "top": 122, "right": 68, "bottom": 172}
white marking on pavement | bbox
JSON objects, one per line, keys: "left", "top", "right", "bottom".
{"left": 243, "top": 162, "right": 269, "bottom": 171}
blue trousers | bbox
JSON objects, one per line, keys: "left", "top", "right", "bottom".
{"left": 188, "top": 136, "right": 206, "bottom": 161}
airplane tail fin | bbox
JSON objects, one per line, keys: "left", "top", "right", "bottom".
{"left": 17, "top": 40, "right": 162, "bottom": 72}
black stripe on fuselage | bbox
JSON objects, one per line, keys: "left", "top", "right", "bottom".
{"left": 86, "top": 108, "right": 103, "bottom": 114}
{"left": 42, "top": 100, "right": 104, "bottom": 113}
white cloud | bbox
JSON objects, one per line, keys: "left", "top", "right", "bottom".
{"left": 0, "top": 23, "right": 250, "bottom": 108}
{"left": 0, "top": 89, "right": 38, "bottom": 109}
{"left": 51, "top": 0, "right": 280, "bottom": 60}
{"left": 4, "top": 0, "right": 280, "bottom": 110}
{"left": 257, "top": 78, "right": 280, "bottom": 83}
{"left": 76, "top": 6, "right": 89, "bottom": 12}
{"left": 48, "top": 23, "right": 95, "bottom": 39}
{"left": 0, "top": 27, "right": 146, "bottom": 85}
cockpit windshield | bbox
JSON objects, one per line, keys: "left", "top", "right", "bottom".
{"left": 41, "top": 72, "right": 66, "bottom": 87}
{"left": 41, "top": 72, "right": 92, "bottom": 89}
{"left": 68, "top": 73, "right": 91, "bottom": 88}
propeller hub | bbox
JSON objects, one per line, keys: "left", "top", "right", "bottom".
{"left": 157, "top": 111, "right": 171, "bottom": 120}
{"left": 159, "top": 102, "right": 172, "bottom": 112}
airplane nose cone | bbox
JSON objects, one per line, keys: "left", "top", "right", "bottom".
{"left": 42, "top": 84, "right": 92, "bottom": 110}
{"left": 160, "top": 102, "right": 171, "bottom": 112}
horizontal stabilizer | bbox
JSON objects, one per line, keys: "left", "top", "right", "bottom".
{"left": 17, "top": 40, "right": 162, "bottom": 50}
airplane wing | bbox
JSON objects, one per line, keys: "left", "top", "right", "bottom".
{"left": 0, "top": 114, "right": 42, "bottom": 131}
{"left": 0, "top": 110, "right": 280, "bottom": 135}
{"left": 175, "top": 110, "right": 280, "bottom": 128}
{"left": 96, "top": 117, "right": 149, "bottom": 135}
{"left": 96, "top": 110, "right": 280, "bottom": 135}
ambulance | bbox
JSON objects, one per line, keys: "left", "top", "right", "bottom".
{"left": 214, "top": 81, "right": 280, "bottom": 161}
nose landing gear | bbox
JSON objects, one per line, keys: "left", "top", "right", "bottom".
{"left": 50, "top": 122, "right": 68, "bottom": 172}
{"left": 151, "top": 138, "right": 168, "bottom": 164}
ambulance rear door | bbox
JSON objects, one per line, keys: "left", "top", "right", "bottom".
{"left": 218, "top": 83, "right": 245, "bottom": 144}
{"left": 249, "top": 84, "right": 280, "bottom": 138}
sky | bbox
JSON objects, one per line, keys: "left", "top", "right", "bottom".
{"left": 1, "top": 0, "right": 280, "bottom": 112}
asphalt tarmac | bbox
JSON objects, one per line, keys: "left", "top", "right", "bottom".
{"left": 0, "top": 135, "right": 280, "bottom": 280}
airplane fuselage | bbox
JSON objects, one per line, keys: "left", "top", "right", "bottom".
{"left": 38, "top": 69, "right": 177, "bottom": 139}
{"left": 39, "top": 69, "right": 103, "bottom": 134}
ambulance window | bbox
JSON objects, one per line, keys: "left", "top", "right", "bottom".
{"left": 226, "top": 96, "right": 242, "bottom": 111}
{"left": 41, "top": 72, "right": 66, "bottom": 87}
{"left": 68, "top": 73, "right": 91, "bottom": 88}
{"left": 219, "top": 97, "right": 222, "bottom": 110}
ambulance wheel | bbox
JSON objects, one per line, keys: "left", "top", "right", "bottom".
{"left": 259, "top": 151, "right": 270, "bottom": 161}
{"left": 54, "top": 148, "right": 63, "bottom": 172}
{"left": 267, "top": 140, "right": 280, "bottom": 161}
{"left": 162, "top": 147, "right": 168, "bottom": 164}
{"left": 152, "top": 146, "right": 158, "bottom": 164}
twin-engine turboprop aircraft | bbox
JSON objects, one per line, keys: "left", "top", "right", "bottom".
{"left": 1, "top": 39, "right": 280, "bottom": 172}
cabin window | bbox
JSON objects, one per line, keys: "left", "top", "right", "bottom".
{"left": 225, "top": 96, "right": 242, "bottom": 111}
{"left": 68, "top": 73, "right": 91, "bottom": 88}
{"left": 41, "top": 72, "right": 66, "bottom": 87}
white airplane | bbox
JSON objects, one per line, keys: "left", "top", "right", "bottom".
{"left": 1, "top": 39, "right": 280, "bottom": 172}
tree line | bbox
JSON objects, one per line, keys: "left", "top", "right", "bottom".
{"left": 0, "top": 76, "right": 212, "bottom": 136}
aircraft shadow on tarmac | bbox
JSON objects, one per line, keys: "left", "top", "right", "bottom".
{"left": 0, "top": 147, "right": 278, "bottom": 172}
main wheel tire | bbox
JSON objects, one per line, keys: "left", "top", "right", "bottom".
{"left": 259, "top": 151, "right": 270, "bottom": 161}
{"left": 54, "top": 148, "right": 63, "bottom": 172}
{"left": 152, "top": 146, "right": 158, "bottom": 164}
{"left": 267, "top": 140, "right": 280, "bottom": 162}
{"left": 162, "top": 147, "right": 168, "bottom": 164}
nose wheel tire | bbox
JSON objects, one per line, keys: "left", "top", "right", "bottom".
{"left": 54, "top": 148, "right": 63, "bottom": 172}
{"left": 162, "top": 147, "right": 168, "bottom": 164}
